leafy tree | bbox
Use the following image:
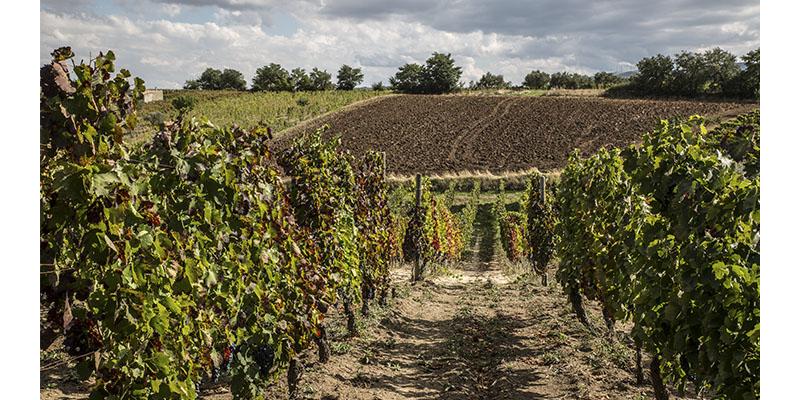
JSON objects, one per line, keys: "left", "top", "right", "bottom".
{"left": 523, "top": 70, "right": 550, "bottom": 89}
{"left": 183, "top": 79, "right": 200, "bottom": 90}
{"left": 632, "top": 54, "right": 674, "bottom": 94}
{"left": 612, "top": 48, "right": 757, "bottom": 98}
{"left": 389, "top": 63, "right": 424, "bottom": 93}
{"left": 220, "top": 68, "right": 247, "bottom": 91}
{"left": 336, "top": 65, "right": 364, "bottom": 90}
{"left": 738, "top": 48, "right": 760, "bottom": 98}
{"left": 290, "top": 68, "right": 314, "bottom": 92}
{"left": 701, "top": 47, "right": 739, "bottom": 94}
{"left": 671, "top": 51, "right": 708, "bottom": 96}
{"left": 197, "top": 67, "right": 223, "bottom": 90}
{"left": 670, "top": 48, "right": 738, "bottom": 96}
{"left": 475, "top": 72, "right": 511, "bottom": 89}
{"left": 371, "top": 81, "right": 386, "bottom": 91}
{"left": 420, "top": 52, "right": 462, "bottom": 93}
{"left": 549, "top": 72, "right": 569, "bottom": 88}
{"left": 252, "top": 63, "right": 292, "bottom": 92}
{"left": 185, "top": 67, "right": 245, "bottom": 90}
{"left": 593, "top": 71, "right": 622, "bottom": 88}
{"left": 309, "top": 67, "right": 334, "bottom": 91}
{"left": 549, "top": 72, "right": 593, "bottom": 89}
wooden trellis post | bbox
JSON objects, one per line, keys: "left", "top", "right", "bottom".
{"left": 382, "top": 152, "right": 387, "bottom": 181}
{"left": 539, "top": 175, "right": 546, "bottom": 204}
{"left": 412, "top": 173, "right": 422, "bottom": 282}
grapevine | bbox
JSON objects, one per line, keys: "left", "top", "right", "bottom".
{"left": 40, "top": 48, "right": 392, "bottom": 399}
{"left": 555, "top": 113, "right": 760, "bottom": 399}
{"left": 525, "top": 174, "right": 557, "bottom": 286}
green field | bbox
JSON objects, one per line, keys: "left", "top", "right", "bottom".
{"left": 132, "top": 89, "right": 388, "bottom": 143}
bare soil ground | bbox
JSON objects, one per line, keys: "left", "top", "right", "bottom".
{"left": 249, "top": 201, "right": 693, "bottom": 399}
{"left": 271, "top": 95, "right": 755, "bottom": 175}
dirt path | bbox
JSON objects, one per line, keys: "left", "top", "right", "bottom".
{"left": 252, "top": 204, "right": 676, "bottom": 400}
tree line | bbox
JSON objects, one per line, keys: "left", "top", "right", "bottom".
{"left": 182, "top": 47, "right": 759, "bottom": 99}
{"left": 609, "top": 47, "right": 759, "bottom": 99}
{"left": 184, "top": 64, "right": 365, "bottom": 92}
{"left": 468, "top": 70, "right": 625, "bottom": 90}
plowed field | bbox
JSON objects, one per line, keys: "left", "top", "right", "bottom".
{"left": 272, "top": 95, "right": 755, "bottom": 175}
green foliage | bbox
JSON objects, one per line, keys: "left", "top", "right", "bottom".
{"left": 421, "top": 52, "right": 462, "bottom": 94}
{"left": 523, "top": 70, "right": 550, "bottom": 90}
{"left": 555, "top": 149, "right": 635, "bottom": 322}
{"left": 458, "top": 182, "right": 481, "bottom": 256}
{"left": 499, "top": 211, "right": 528, "bottom": 263}
{"left": 290, "top": 68, "right": 315, "bottom": 92}
{"left": 370, "top": 81, "right": 386, "bottom": 91}
{"left": 632, "top": 54, "right": 675, "bottom": 94}
{"left": 390, "top": 53, "right": 462, "bottom": 94}
{"left": 593, "top": 72, "right": 623, "bottom": 88}
{"left": 387, "top": 184, "right": 412, "bottom": 263}
{"left": 549, "top": 72, "right": 594, "bottom": 89}
{"left": 40, "top": 47, "right": 144, "bottom": 160}
{"left": 388, "top": 213, "right": 408, "bottom": 264}
{"left": 494, "top": 181, "right": 528, "bottom": 263}
{"left": 622, "top": 115, "right": 759, "bottom": 398}
{"left": 336, "top": 65, "right": 364, "bottom": 90}
{"left": 186, "top": 67, "right": 246, "bottom": 90}
{"left": 475, "top": 72, "right": 511, "bottom": 90}
{"left": 252, "top": 63, "right": 293, "bottom": 92}
{"left": 309, "top": 67, "right": 335, "bottom": 91}
{"left": 171, "top": 96, "right": 197, "bottom": 113}
{"left": 143, "top": 111, "right": 165, "bottom": 127}
{"left": 279, "top": 128, "right": 362, "bottom": 304}
{"left": 555, "top": 111, "right": 760, "bottom": 399}
{"left": 725, "top": 49, "right": 760, "bottom": 99}
{"left": 183, "top": 80, "right": 200, "bottom": 90}
{"left": 389, "top": 63, "right": 424, "bottom": 93}
{"left": 355, "top": 152, "right": 392, "bottom": 302}
{"left": 220, "top": 69, "right": 247, "bottom": 91}
{"left": 618, "top": 47, "right": 759, "bottom": 99}
{"left": 42, "top": 49, "right": 393, "bottom": 399}
{"left": 526, "top": 176, "right": 557, "bottom": 280}
{"left": 671, "top": 48, "right": 738, "bottom": 96}
{"left": 443, "top": 181, "right": 457, "bottom": 208}
{"left": 41, "top": 48, "right": 326, "bottom": 398}
{"left": 402, "top": 177, "right": 464, "bottom": 269}
{"left": 136, "top": 90, "right": 384, "bottom": 140}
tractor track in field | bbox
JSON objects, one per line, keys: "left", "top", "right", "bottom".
{"left": 446, "top": 97, "right": 516, "bottom": 162}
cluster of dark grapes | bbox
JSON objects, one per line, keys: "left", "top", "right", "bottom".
{"left": 253, "top": 344, "right": 275, "bottom": 376}
{"left": 367, "top": 287, "right": 376, "bottom": 300}
{"left": 63, "top": 319, "right": 99, "bottom": 356}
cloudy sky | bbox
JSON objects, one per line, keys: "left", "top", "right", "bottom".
{"left": 40, "top": 0, "right": 760, "bottom": 89}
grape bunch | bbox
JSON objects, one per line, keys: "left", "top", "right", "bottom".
{"left": 63, "top": 319, "right": 100, "bottom": 356}
{"left": 253, "top": 345, "right": 275, "bottom": 376}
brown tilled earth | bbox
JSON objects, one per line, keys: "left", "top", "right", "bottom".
{"left": 271, "top": 95, "right": 756, "bottom": 175}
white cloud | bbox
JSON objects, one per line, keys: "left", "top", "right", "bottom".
{"left": 40, "top": 0, "right": 759, "bottom": 89}
{"left": 161, "top": 4, "right": 182, "bottom": 17}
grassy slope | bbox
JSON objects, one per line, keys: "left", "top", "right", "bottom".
{"left": 130, "top": 89, "right": 388, "bottom": 143}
